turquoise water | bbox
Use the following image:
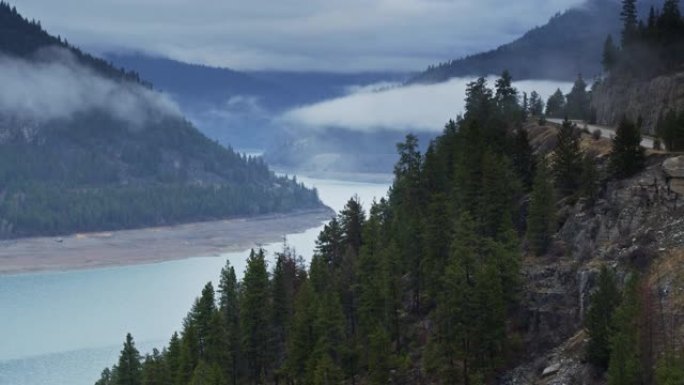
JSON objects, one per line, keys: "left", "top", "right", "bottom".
{"left": 0, "top": 176, "right": 390, "bottom": 385}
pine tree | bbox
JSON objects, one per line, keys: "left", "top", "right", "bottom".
{"left": 607, "top": 275, "right": 642, "bottom": 385}
{"left": 527, "top": 159, "right": 556, "bottom": 256}
{"left": 339, "top": 195, "right": 366, "bottom": 256}
{"left": 142, "top": 349, "right": 170, "bottom": 385}
{"left": 585, "top": 266, "right": 621, "bottom": 369}
{"left": 565, "top": 74, "right": 590, "bottom": 121}
{"left": 552, "top": 119, "right": 582, "bottom": 196}
{"left": 511, "top": 129, "right": 536, "bottom": 191}
{"left": 529, "top": 91, "right": 544, "bottom": 117}
{"left": 116, "top": 333, "right": 142, "bottom": 385}
{"left": 240, "top": 249, "right": 271, "bottom": 383}
{"left": 95, "top": 368, "right": 116, "bottom": 385}
{"left": 609, "top": 117, "right": 645, "bottom": 178}
{"left": 602, "top": 35, "right": 619, "bottom": 72}
{"left": 218, "top": 261, "right": 242, "bottom": 385}
{"left": 545, "top": 89, "right": 566, "bottom": 118}
{"left": 620, "top": 0, "right": 638, "bottom": 46}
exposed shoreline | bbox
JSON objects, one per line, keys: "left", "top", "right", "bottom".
{"left": 0, "top": 208, "right": 334, "bottom": 276}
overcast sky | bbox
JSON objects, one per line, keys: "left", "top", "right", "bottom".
{"left": 11, "top": 0, "right": 587, "bottom": 72}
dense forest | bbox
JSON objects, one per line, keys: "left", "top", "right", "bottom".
{"left": 0, "top": 2, "right": 323, "bottom": 238}
{"left": 601, "top": 0, "right": 684, "bottom": 79}
{"left": 94, "top": 65, "right": 674, "bottom": 384}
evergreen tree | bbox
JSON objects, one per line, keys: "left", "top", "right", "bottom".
{"left": 602, "top": 34, "right": 619, "bottom": 72}
{"left": 528, "top": 91, "right": 544, "bottom": 116}
{"left": 116, "top": 333, "right": 142, "bottom": 385}
{"left": 545, "top": 89, "right": 566, "bottom": 118}
{"left": 607, "top": 275, "right": 642, "bottom": 385}
{"left": 552, "top": 119, "right": 582, "bottom": 196}
{"left": 495, "top": 70, "right": 521, "bottom": 124}
{"left": 510, "top": 129, "right": 536, "bottom": 191}
{"left": 240, "top": 249, "right": 271, "bottom": 383}
{"left": 166, "top": 333, "right": 182, "bottom": 385}
{"left": 585, "top": 267, "right": 621, "bottom": 369}
{"left": 565, "top": 74, "right": 590, "bottom": 121}
{"left": 620, "top": 0, "right": 638, "bottom": 46}
{"left": 96, "top": 368, "right": 116, "bottom": 385}
{"left": 609, "top": 117, "right": 645, "bottom": 178}
{"left": 142, "top": 349, "right": 170, "bottom": 385}
{"left": 218, "top": 261, "right": 242, "bottom": 385}
{"left": 527, "top": 159, "right": 556, "bottom": 256}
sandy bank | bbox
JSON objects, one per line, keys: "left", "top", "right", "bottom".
{"left": 0, "top": 208, "right": 333, "bottom": 275}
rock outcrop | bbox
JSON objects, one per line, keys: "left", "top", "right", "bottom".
{"left": 591, "top": 72, "right": 684, "bottom": 134}
{"left": 663, "top": 156, "right": 684, "bottom": 195}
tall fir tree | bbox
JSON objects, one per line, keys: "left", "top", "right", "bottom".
{"left": 240, "top": 249, "right": 272, "bottom": 384}
{"left": 585, "top": 266, "right": 621, "bottom": 369}
{"left": 552, "top": 119, "right": 582, "bottom": 196}
{"left": 116, "top": 333, "right": 142, "bottom": 385}
{"left": 607, "top": 275, "right": 642, "bottom": 385}
{"left": 609, "top": 117, "right": 645, "bottom": 178}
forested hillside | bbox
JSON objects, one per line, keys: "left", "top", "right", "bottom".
{"left": 95, "top": 56, "right": 684, "bottom": 382}
{"left": 410, "top": 0, "right": 683, "bottom": 84}
{"left": 0, "top": 2, "right": 323, "bottom": 238}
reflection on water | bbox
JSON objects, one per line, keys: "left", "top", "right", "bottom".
{"left": 0, "top": 175, "right": 390, "bottom": 385}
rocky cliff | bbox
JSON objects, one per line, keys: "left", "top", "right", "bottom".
{"left": 503, "top": 122, "right": 684, "bottom": 384}
{"left": 591, "top": 72, "right": 684, "bottom": 135}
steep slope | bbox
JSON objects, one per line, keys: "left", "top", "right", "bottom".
{"left": 106, "top": 53, "right": 408, "bottom": 149}
{"left": 410, "top": 0, "right": 683, "bottom": 84}
{"left": 0, "top": 2, "right": 324, "bottom": 239}
{"left": 410, "top": 0, "right": 621, "bottom": 83}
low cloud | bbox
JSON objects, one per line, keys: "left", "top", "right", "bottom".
{"left": 0, "top": 48, "right": 181, "bottom": 127}
{"left": 281, "top": 77, "right": 573, "bottom": 133}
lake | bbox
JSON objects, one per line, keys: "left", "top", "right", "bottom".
{"left": 0, "top": 175, "right": 391, "bottom": 385}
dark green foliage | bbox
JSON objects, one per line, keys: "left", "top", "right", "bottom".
{"left": 528, "top": 91, "right": 545, "bottom": 117}
{"left": 565, "top": 74, "right": 591, "bottom": 121}
{"left": 511, "top": 129, "right": 536, "bottom": 191}
{"left": 527, "top": 159, "right": 556, "bottom": 256}
{"left": 621, "top": 0, "right": 639, "bottom": 46}
{"left": 585, "top": 267, "right": 621, "bottom": 369}
{"left": 0, "top": 4, "right": 321, "bottom": 239}
{"left": 602, "top": 34, "right": 619, "bottom": 72}
{"left": 240, "top": 249, "right": 271, "bottom": 383}
{"left": 117, "top": 334, "right": 142, "bottom": 385}
{"left": 96, "top": 72, "right": 537, "bottom": 385}
{"left": 552, "top": 119, "right": 582, "bottom": 196}
{"left": 545, "top": 89, "right": 566, "bottom": 118}
{"left": 142, "top": 349, "right": 170, "bottom": 385}
{"left": 609, "top": 117, "right": 645, "bottom": 178}
{"left": 656, "top": 110, "right": 684, "bottom": 151}
{"left": 607, "top": 275, "right": 642, "bottom": 385}
{"left": 218, "top": 262, "right": 242, "bottom": 385}
{"left": 609, "top": 0, "right": 684, "bottom": 78}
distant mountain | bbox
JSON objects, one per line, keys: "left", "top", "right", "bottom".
{"left": 411, "top": 0, "right": 684, "bottom": 84}
{"left": 106, "top": 53, "right": 408, "bottom": 149}
{"left": 411, "top": 0, "right": 622, "bottom": 83}
{"left": 0, "top": 2, "right": 323, "bottom": 239}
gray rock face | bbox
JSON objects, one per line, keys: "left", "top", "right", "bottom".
{"left": 663, "top": 156, "right": 684, "bottom": 195}
{"left": 591, "top": 72, "right": 684, "bottom": 135}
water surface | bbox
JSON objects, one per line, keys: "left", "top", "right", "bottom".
{"left": 0, "top": 175, "right": 390, "bottom": 385}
